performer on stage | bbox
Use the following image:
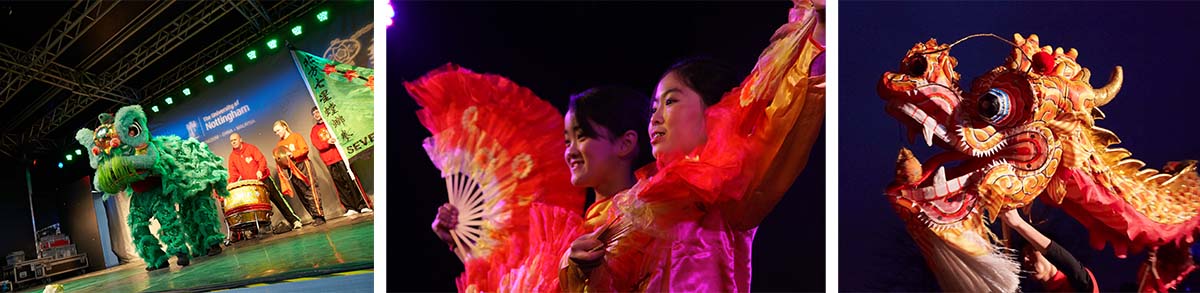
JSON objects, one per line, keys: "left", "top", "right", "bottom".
{"left": 414, "top": 0, "right": 823, "bottom": 290}
{"left": 272, "top": 120, "right": 327, "bottom": 226}
{"left": 428, "top": 86, "right": 652, "bottom": 291}
{"left": 561, "top": 0, "right": 825, "bottom": 290}
{"left": 228, "top": 133, "right": 303, "bottom": 231}
{"left": 558, "top": 86, "right": 654, "bottom": 239}
{"left": 310, "top": 106, "right": 372, "bottom": 217}
{"left": 76, "top": 105, "right": 230, "bottom": 271}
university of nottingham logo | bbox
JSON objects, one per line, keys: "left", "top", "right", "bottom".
{"left": 186, "top": 120, "right": 199, "bottom": 139}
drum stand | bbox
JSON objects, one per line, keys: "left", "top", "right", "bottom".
{"left": 222, "top": 180, "right": 275, "bottom": 243}
{"left": 218, "top": 198, "right": 233, "bottom": 246}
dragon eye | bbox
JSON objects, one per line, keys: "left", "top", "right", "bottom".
{"left": 905, "top": 56, "right": 928, "bottom": 77}
{"left": 978, "top": 88, "right": 1012, "bottom": 124}
{"left": 128, "top": 122, "right": 142, "bottom": 138}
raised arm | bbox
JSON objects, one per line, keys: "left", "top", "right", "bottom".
{"left": 1001, "top": 209, "right": 1051, "bottom": 250}
{"left": 718, "top": 0, "right": 826, "bottom": 229}
{"left": 1001, "top": 209, "right": 1093, "bottom": 291}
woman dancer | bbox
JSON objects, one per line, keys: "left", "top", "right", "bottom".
{"left": 425, "top": 84, "right": 653, "bottom": 292}
{"left": 560, "top": 0, "right": 826, "bottom": 291}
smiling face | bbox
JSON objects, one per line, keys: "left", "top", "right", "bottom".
{"left": 563, "top": 110, "right": 626, "bottom": 188}
{"left": 649, "top": 72, "right": 709, "bottom": 161}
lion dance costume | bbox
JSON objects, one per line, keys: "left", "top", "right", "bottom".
{"left": 879, "top": 33, "right": 1200, "bottom": 292}
{"left": 405, "top": 1, "right": 824, "bottom": 291}
{"left": 76, "top": 105, "right": 229, "bottom": 271}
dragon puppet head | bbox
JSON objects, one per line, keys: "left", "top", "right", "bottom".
{"left": 880, "top": 33, "right": 1128, "bottom": 234}
{"left": 76, "top": 105, "right": 158, "bottom": 194}
{"left": 877, "top": 34, "right": 1137, "bottom": 291}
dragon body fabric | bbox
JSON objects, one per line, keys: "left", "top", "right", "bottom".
{"left": 76, "top": 105, "right": 230, "bottom": 270}
{"left": 878, "top": 34, "right": 1200, "bottom": 292}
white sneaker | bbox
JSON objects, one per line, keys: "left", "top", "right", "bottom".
{"left": 360, "top": 208, "right": 373, "bottom": 214}
{"left": 293, "top": 221, "right": 302, "bottom": 230}
{"left": 344, "top": 210, "right": 359, "bottom": 217}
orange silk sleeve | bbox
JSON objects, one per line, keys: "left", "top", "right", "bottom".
{"left": 718, "top": 7, "right": 826, "bottom": 230}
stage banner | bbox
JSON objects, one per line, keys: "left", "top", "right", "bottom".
{"left": 291, "top": 50, "right": 375, "bottom": 160}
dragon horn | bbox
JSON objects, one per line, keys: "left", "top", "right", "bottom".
{"left": 1094, "top": 66, "right": 1123, "bottom": 107}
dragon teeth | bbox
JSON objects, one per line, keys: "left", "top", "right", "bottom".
{"left": 898, "top": 102, "right": 950, "bottom": 147}
{"left": 930, "top": 167, "right": 948, "bottom": 200}
{"left": 923, "top": 127, "right": 935, "bottom": 147}
{"left": 918, "top": 169, "right": 975, "bottom": 201}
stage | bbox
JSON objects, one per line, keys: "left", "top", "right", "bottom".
{"left": 18, "top": 216, "right": 374, "bottom": 292}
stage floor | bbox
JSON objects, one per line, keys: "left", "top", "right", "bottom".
{"left": 20, "top": 215, "right": 374, "bottom": 292}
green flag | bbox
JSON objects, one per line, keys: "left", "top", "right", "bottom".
{"left": 291, "top": 49, "right": 375, "bottom": 160}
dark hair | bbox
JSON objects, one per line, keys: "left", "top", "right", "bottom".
{"left": 568, "top": 86, "right": 654, "bottom": 169}
{"left": 662, "top": 57, "right": 741, "bottom": 106}
{"left": 312, "top": 106, "right": 319, "bottom": 113}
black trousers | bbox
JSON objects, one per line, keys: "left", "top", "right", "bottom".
{"left": 262, "top": 177, "right": 300, "bottom": 224}
{"left": 328, "top": 161, "right": 369, "bottom": 210}
{"left": 288, "top": 161, "right": 325, "bottom": 221}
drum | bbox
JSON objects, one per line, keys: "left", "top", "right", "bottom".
{"left": 224, "top": 180, "right": 274, "bottom": 229}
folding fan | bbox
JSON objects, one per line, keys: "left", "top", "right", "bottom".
{"left": 483, "top": 203, "right": 585, "bottom": 292}
{"left": 406, "top": 64, "right": 585, "bottom": 262}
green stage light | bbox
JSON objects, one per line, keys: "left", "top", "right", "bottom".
{"left": 247, "top": 50, "right": 258, "bottom": 60}
{"left": 75, "top": 149, "right": 81, "bottom": 155}
{"left": 291, "top": 25, "right": 302, "bottom": 36}
{"left": 182, "top": 88, "right": 192, "bottom": 96}
{"left": 224, "top": 64, "right": 234, "bottom": 73}
{"left": 267, "top": 39, "right": 278, "bottom": 49}
{"left": 165, "top": 97, "right": 174, "bottom": 105}
{"left": 317, "top": 10, "right": 329, "bottom": 22}
{"left": 58, "top": 162, "right": 63, "bottom": 168}
{"left": 152, "top": 105, "right": 159, "bottom": 112}
{"left": 66, "top": 154, "right": 73, "bottom": 161}
{"left": 205, "top": 74, "right": 214, "bottom": 83}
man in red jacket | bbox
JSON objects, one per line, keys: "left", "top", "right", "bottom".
{"left": 228, "top": 133, "right": 302, "bottom": 230}
{"left": 310, "top": 106, "right": 371, "bottom": 217}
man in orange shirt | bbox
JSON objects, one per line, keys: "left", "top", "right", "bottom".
{"left": 272, "top": 120, "right": 327, "bottom": 226}
{"left": 309, "top": 106, "right": 371, "bottom": 217}
{"left": 228, "top": 133, "right": 302, "bottom": 231}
